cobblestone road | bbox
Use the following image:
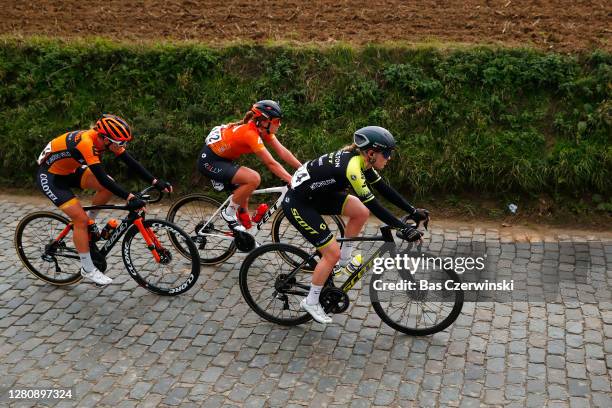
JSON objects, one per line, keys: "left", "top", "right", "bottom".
{"left": 0, "top": 195, "right": 610, "bottom": 407}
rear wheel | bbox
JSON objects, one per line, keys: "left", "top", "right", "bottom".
{"left": 14, "top": 211, "right": 82, "bottom": 285}
{"left": 239, "top": 243, "right": 318, "bottom": 326}
{"left": 166, "top": 193, "right": 236, "bottom": 265}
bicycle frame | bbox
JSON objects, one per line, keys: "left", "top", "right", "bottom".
{"left": 196, "top": 186, "right": 288, "bottom": 237}
{"left": 283, "top": 226, "right": 412, "bottom": 294}
{"left": 51, "top": 205, "right": 162, "bottom": 262}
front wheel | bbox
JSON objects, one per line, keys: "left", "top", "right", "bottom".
{"left": 239, "top": 243, "right": 318, "bottom": 326}
{"left": 122, "top": 218, "right": 200, "bottom": 296}
{"left": 14, "top": 211, "right": 82, "bottom": 285}
{"left": 370, "top": 250, "right": 464, "bottom": 336}
{"left": 166, "top": 193, "right": 236, "bottom": 265}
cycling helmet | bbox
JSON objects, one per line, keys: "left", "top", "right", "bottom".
{"left": 251, "top": 100, "right": 283, "bottom": 120}
{"left": 353, "top": 126, "right": 396, "bottom": 151}
{"left": 94, "top": 114, "right": 132, "bottom": 143}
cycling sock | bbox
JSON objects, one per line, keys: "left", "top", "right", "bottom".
{"left": 87, "top": 209, "right": 100, "bottom": 221}
{"left": 79, "top": 252, "right": 96, "bottom": 272}
{"left": 225, "top": 198, "right": 240, "bottom": 216}
{"left": 306, "top": 284, "right": 323, "bottom": 305}
{"left": 339, "top": 242, "right": 355, "bottom": 266}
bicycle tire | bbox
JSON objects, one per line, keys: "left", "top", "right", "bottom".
{"left": 370, "top": 255, "right": 464, "bottom": 336}
{"left": 239, "top": 243, "right": 317, "bottom": 326}
{"left": 122, "top": 218, "right": 200, "bottom": 295}
{"left": 14, "top": 211, "right": 82, "bottom": 285}
{"left": 166, "top": 193, "right": 236, "bottom": 265}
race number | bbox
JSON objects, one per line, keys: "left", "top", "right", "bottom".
{"left": 36, "top": 142, "right": 52, "bottom": 165}
{"left": 205, "top": 126, "right": 223, "bottom": 146}
{"left": 291, "top": 165, "right": 311, "bottom": 188}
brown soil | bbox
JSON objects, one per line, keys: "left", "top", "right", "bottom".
{"left": 1, "top": 1, "right": 610, "bottom": 52}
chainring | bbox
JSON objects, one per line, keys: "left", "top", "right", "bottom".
{"left": 320, "top": 286, "right": 350, "bottom": 314}
{"left": 234, "top": 230, "right": 255, "bottom": 252}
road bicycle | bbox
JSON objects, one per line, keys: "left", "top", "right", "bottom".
{"left": 15, "top": 186, "right": 200, "bottom": 296}
{"left": 239, "top": 219, "right": 464, "bottom": 335}
{"left": 166, "top": 185, "right": 345, "bottom": 265}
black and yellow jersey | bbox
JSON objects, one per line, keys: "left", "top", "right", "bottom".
{"left": 290, "top": 150, "right": 381, "bottom": 203}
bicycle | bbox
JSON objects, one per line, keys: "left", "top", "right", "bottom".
{"left": 238, "top": 218, "right": 464, "bottom": 335}
{"left": 15, "top": 186, "right": 200, "bottom": 296}
{"left": 166, "top": 185, "right": 345, "bottom": 265}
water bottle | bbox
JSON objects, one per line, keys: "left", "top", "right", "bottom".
{"left": 237, "top": 207, "right": 252, "bottom": 229}
{"left": 252, "top": 203, "right": 269, "bottom": 223}
{"left": 87, "top": 219, "right": 101, "bottom": 242}
{"left": 346, "top": 254, "right": 363, "bottom": 274}
{"left": 100, "top": 219, "right": 119, "bottom": 240}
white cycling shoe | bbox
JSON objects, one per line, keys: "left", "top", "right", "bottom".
{"left": 221, "top": 208, "right": 246, "bottom": 232}
{"left": 301, "top": 299, "right": 332, "bottom": 324}
{"left": 80, "top": 267, "right": 113, "bottom": 285}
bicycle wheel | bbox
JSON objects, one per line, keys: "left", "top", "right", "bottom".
{"left": 166, "top": 193, "right": 236, "bottom": 265}
{"left": 370, "top": 250, "right": 464, "bottom": 336}
{"left": 122, "top": 218, "right": 200, "bottom": 295}
{"left": 240, "top": 243, "right": 318, "bottom": 326}
{"left": 14, "top": 211, "right": 82, "bottom": 285}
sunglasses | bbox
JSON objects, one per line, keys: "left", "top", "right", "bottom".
{"left": 381, "top": 149, "right": 394, "bottom": 159}
{"left": 105, "top": 137, "right": 128, "bottom": 147}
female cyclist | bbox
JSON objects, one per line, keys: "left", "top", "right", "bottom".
{"left": 36, "top": 114, "right": 172, "bottom": 285}
{"left": 198, "top": 100, "right": 301, "bottom": 230}
{"left": 282, "top": 126, "right": 429, "bottom": 323}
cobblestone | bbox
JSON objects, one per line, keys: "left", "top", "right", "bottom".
{"left": 0, "top": 197, "right": 610, "bottom": 405}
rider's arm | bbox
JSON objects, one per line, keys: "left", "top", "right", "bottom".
{"left": 346, "top": 156, "right": 405, "bottom": 229}
{"left": 115, "top": 150, "right": 155, "bottom": 184}
{"left": 365, "top": 168, "right": 416, "bottom": 215}
{"left": 88, "top": 163, "right": 130, "bottom": 199}
{"left": 254, "top": 147, "right": 293, "bottom": 184}
{"left": 267, "top": 137, "right": 302, "bottom": 169}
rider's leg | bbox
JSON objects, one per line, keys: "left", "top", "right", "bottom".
{"left": 228, "top": 167, "right": 260, "bottom": 212}
{"left": 60, "top": 201, "right": 112, "bottom": 284}
{"left": 339, "top": 195, "right": 369, "bottom": 265}
{"left": 302, "top": 240, "right": 339, "bottom": 324}
{"left": 80, "top": 168, "right": 112, "bottom": 221}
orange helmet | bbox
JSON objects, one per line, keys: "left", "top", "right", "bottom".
{"left": 94, "top": 114, "right": 132, "bottom": 143}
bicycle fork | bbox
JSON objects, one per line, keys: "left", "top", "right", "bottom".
{"left": 133, "top": 218, "right": 163, "bottom": 263}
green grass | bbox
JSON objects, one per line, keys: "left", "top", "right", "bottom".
{"left": 0, "top": 37, "right": 610, "bottom": 209}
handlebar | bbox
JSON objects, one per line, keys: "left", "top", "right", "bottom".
{"left": 82, "top": 185, "right": 165, "bottom": 212}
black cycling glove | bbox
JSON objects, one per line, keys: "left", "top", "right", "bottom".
{"left": 410, "top": 208, "right": 429, "bottom": 223}
{"left": 397, "top": 227, "right": 423, "bottom": 242}
{"left": 153, "top": 178, "right": 173, "bottom": 192}
{"left": 127, "top": 196, "right": 147, "bottom": 211}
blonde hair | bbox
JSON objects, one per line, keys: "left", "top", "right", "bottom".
{"left": 342, "top": 143, "right": 361, "bottom": 153}
{"left": 227, "top": 110, "right": 255, "bottom": 127}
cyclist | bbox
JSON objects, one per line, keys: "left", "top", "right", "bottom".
{"left": 198, "top": 100, "right": 301, "bottom": 230}
{"left": 282, "top": 126, "right": 428, "bottom": 323}
{"left": 36, "top": 114, "right": 173, "bottom": 285}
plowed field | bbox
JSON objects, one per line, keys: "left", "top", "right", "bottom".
{"left": 1, "top": 0, "right": 610, "bottom": 51}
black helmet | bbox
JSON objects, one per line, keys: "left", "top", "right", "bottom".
{"left": 353, "top": 126, "right": 396, "bottom": 151}
{"left": 251, "top": 100, "right": 283, "bottom": 120}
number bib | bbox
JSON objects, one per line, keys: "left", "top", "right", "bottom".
{"left": 205, "top": 126, "right": 223, "bottom": 146}
{"left": 37, "top": 142, "right": 52, "bottom": 165}
{"left": 291, "top": 164, "right": 311, "bottom": 188}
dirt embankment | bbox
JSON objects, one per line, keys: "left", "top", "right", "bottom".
{"left": 1, "top": 1, "right": 610, "bottom": 51}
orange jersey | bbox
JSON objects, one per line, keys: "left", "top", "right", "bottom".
{"left": 37, "top": 129, "right": 123, "bottom": 175}
{"left": 205, "top": 121, "right": 275, "bottom": 160}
